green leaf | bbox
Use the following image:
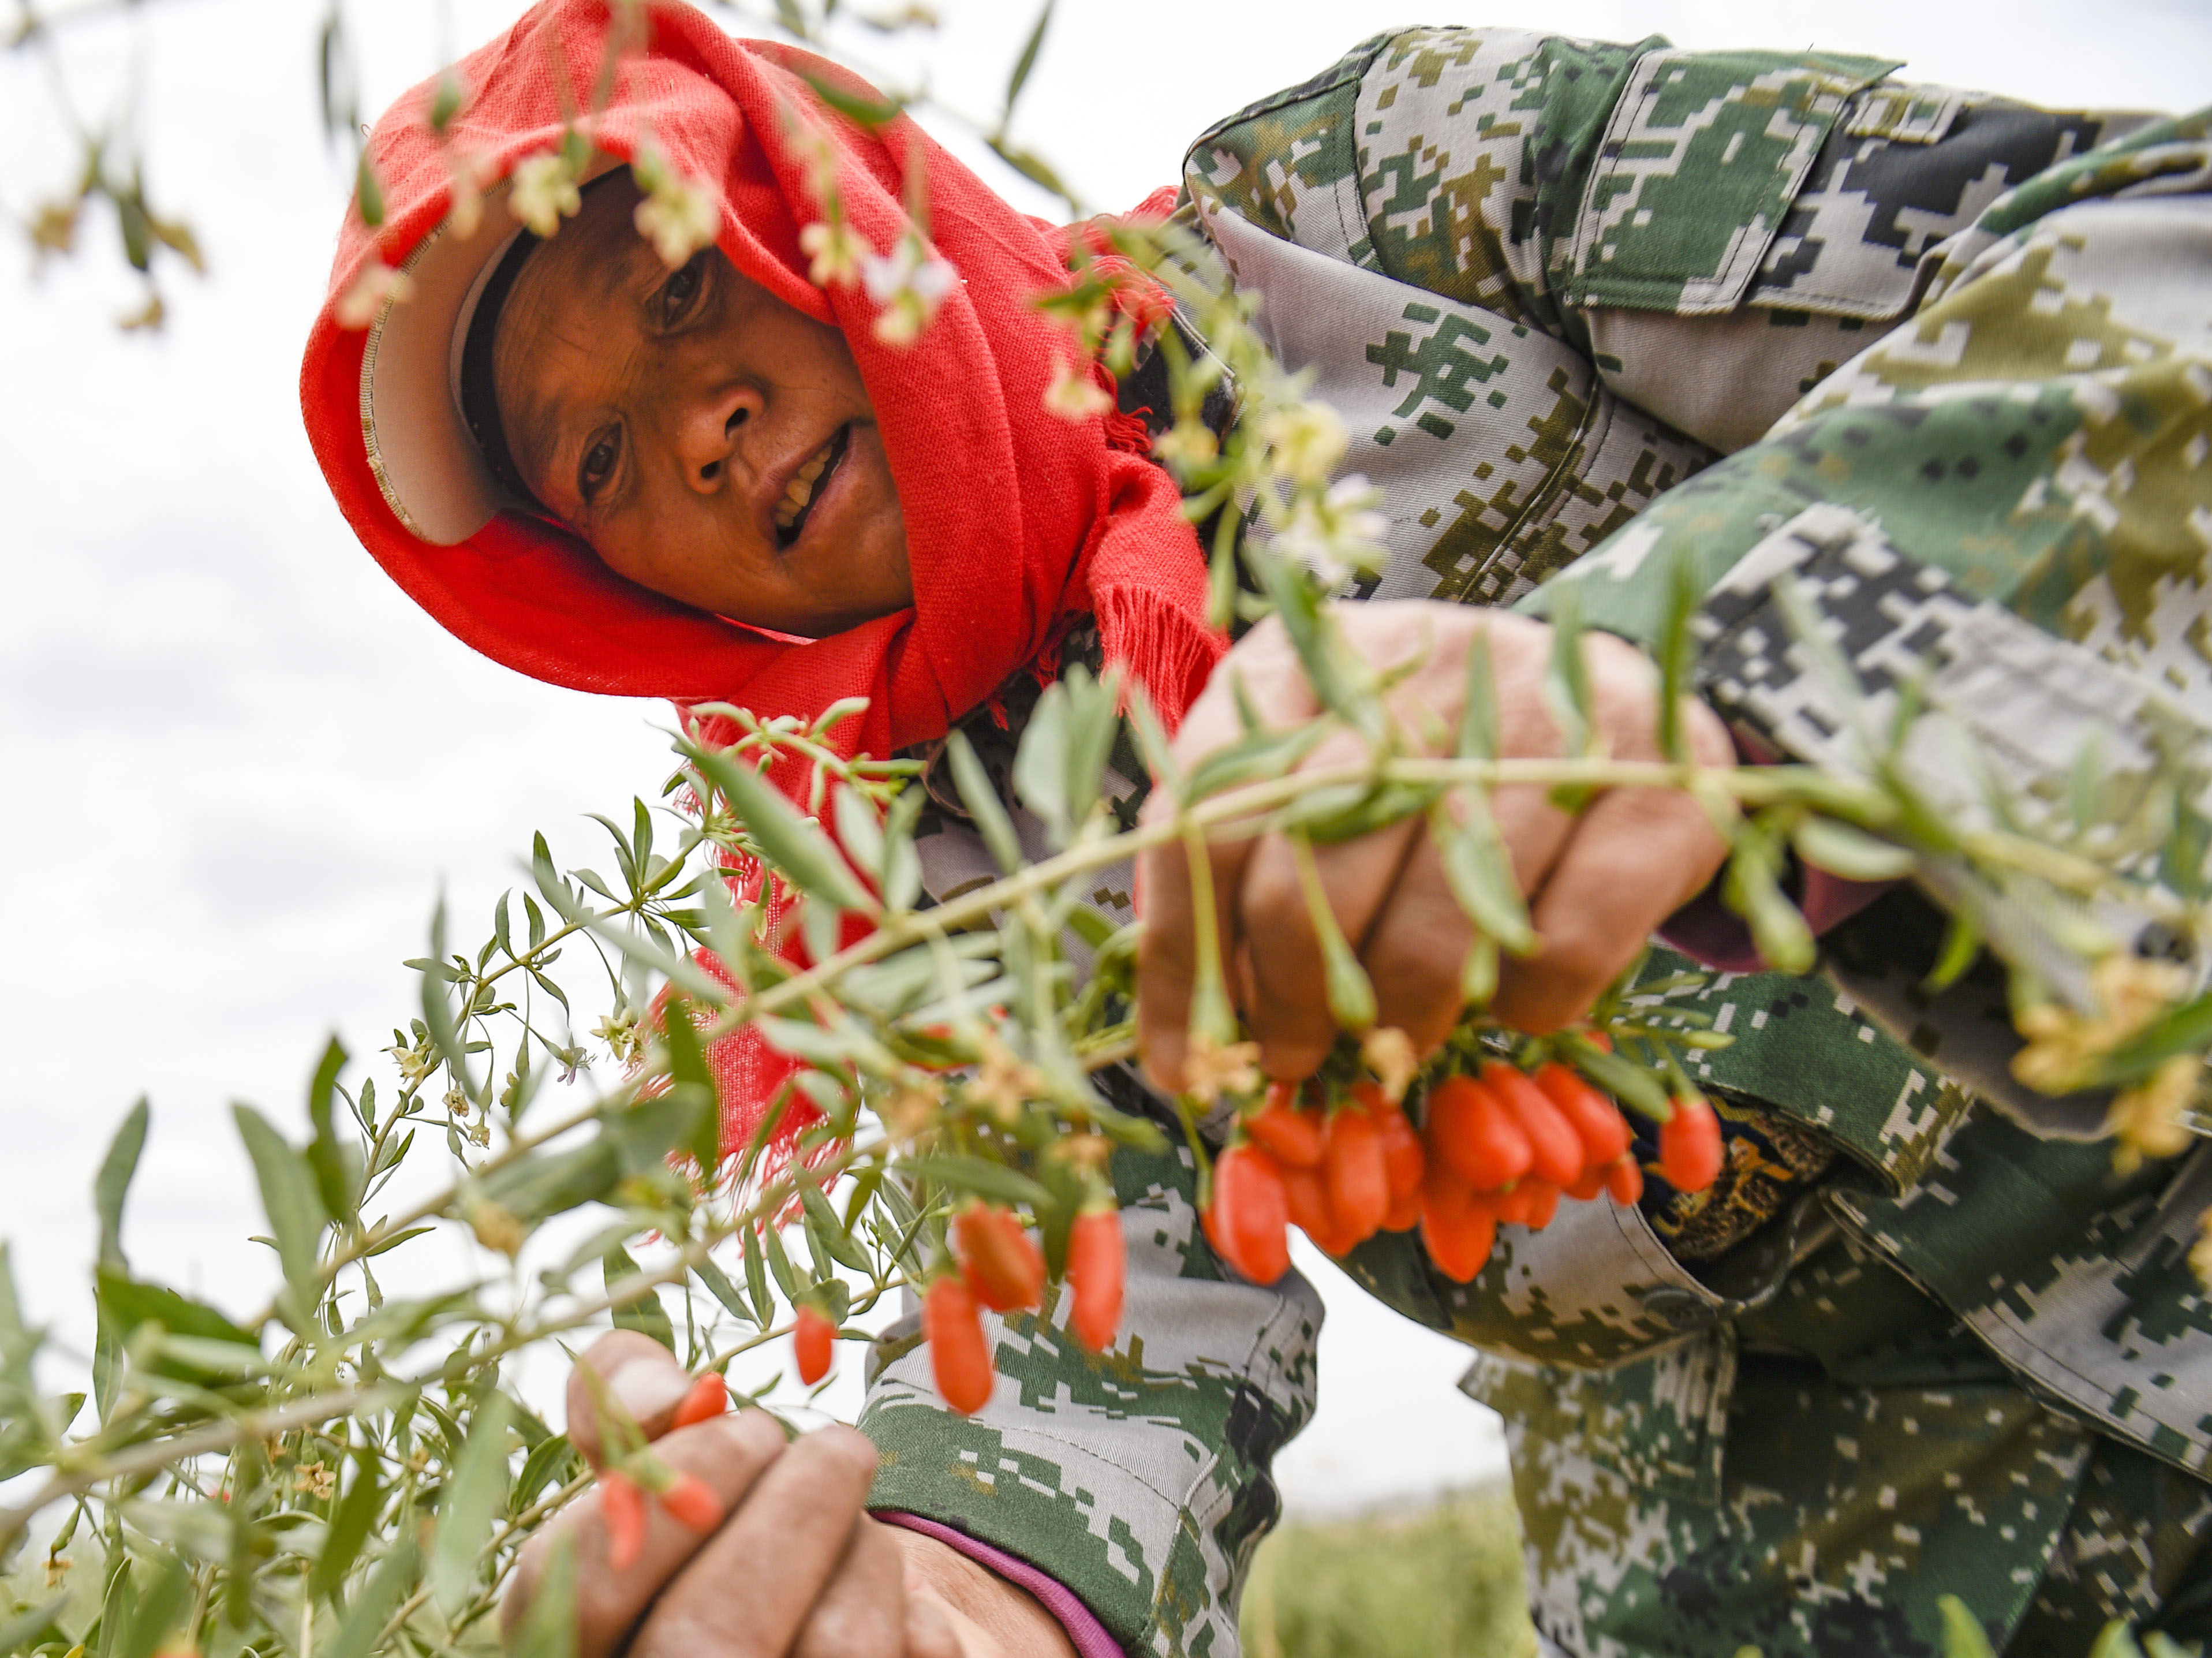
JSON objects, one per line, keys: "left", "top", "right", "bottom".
{"left": 1653, "top": 546, "right": 1701, "bottom": 765}
{"left": 324, "top": 1530, "right": 421, "bottom": 1658}
{"left": 1002, "top": 0, "right": 1055, "bottom": 119}
{"left": 1556, "top": 1035, "right": 1673, "bottom": 1122}
{"left": 311, "top": 1448, "right": 385, "bottom": 1601}
{"left": 304, "top": 1037, "right": 364, "bottom": 1225}
{"left": 1432, "top": 794, "right": 1538, "bottom": 956}
{"left": 1789, "top": 815, "right": 1916, "bottom": 882}
{"left": 762, "top": 1223, "right": 802, "bottom": 1304}
{"left": 1937, "top": 1594, "right": 1997, "bottom": 1658}
{"left": 476, "top": 1140, "right": 621, "bottom": 1222}
{"left": 687, "top": 742, "right": 873, "bottom": 910}
{"left": 0, "top": 1594, "right": 70, "bottom": 1656}
{"left": 113, "top": 1547, "right": 190, "bottom": 1658}
{"left": 659, "top": 996, "right": 723, "bottom": 1170}
{"left": 604, "top": 1246, "right": 674, "bottom": 1350}
{"left": 1182, "top": 720, "right": 1328, "bottom": 806}
{"left": 514, "top": 1432, "right": 582, "bottom": 1512}
{"left": 694, "top": 1256, "right": 758, "bottom": 1326}
{"left": 945, "top": 730, "right": 1022, "bottom": 874}
{"left": 832, "top": 784, "right": 888, "bottom": 884}
{"left": 743, "top": 1227, "right": 774, "bottom": 1324}
{"left": 896, "top": 1153, "right": 1052, "bottom": 1209}
{"left": 233, "top": 1104, "right": 331, "bottom": 1328}
{"left": 94, "top": 1099, "right": 148, "bottom": 1270}
{"left": 120, "top": 1498, "right": 234, "bottom": 1562}
{"left": 431, "top": 1391, "right": 515, "bottom": 1615}
{"left": 2096, "top": 988, "right": 2212, "bottom": 1089}
{"left": 797, "top": 1175, "right": 872, "bottom": 1272}
{"left": 95, "top": 1265, "right": 261, "bottom": 1387}
{"left": 1541, "top": 584, "right": 1596, "bottom": 807}
{"left": 1458, "top": 628, "right": 1499, "bottom": 762}
{"left": 1720, "top": 823, "right": 1815, "bottom": 976}
{"left": 354, "top": 154, "right": 385, "bottom": 227}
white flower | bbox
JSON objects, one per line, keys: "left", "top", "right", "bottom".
{"left": 335, "top": 260, "right": 414, "bottom": 329}
{"left": 798, "top": 218, "right": 868, "bottom": 289}
{"left": 863, "top": 234, "right": 956, "bottom": 345}
{"left": 442, "top": 146, "right": 494, "bottom": 239}
{"left": 1044, "top": 360, "right": 1112, "bottom": 420}
{"left": 1277, "top": 474, "right": 1389, "bottom": 587}
{"left": 634, "top": 170, "right": 722, "bottom": 267}
{"left": 1262, "top": 401, "right": 1347, "bottom": 486}
{"left": 509, "top": 152, "right": 581, "bottom": 238}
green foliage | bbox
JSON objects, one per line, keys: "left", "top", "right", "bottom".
{"left": 1240, "top": 1489, "right": 1536, "bottom": 1658}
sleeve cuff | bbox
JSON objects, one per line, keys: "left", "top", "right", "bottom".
{"left": 875, "top": 1511, "right": 1126, "bottom": 1658}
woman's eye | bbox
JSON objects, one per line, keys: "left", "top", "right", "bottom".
{"left": 578, "top": 431, "right": 620, "bottom": 502}
{"left": 657, "top": 253, "right": 708, "bottom": 327}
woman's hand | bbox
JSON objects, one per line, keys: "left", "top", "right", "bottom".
{"left": 501, "top": 1333, "right": 1077, "bottom": 1658}
{"left": 1135, "top": 602, "right": 1736, "bottom": 1088}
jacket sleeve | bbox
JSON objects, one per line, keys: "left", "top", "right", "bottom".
{"left": 1520, "top": 110, "right": 2212, "bottom": 1136}
{"left": 859, "top": 1101, "right": 1322, "bottom": 1658}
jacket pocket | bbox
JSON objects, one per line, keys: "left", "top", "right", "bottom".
{"left": 1563, "top": 47, "right": 1899, "bottom": 315}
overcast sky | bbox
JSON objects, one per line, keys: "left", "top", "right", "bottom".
{"left": 2, "top": 0, "right": 2205, "bottom": 1518}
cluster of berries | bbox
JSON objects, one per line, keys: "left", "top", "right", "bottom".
{"left": 810, "top": 1199, "right": 1124, "bottom": 1417}
{"left": 1203, "top": 1059, "right": 1724, "bottom": 1288}
{"left": 597, "top": 1372, "right": 735, "bottom": 1569}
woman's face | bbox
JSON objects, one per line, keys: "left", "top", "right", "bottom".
{"left": 493, "top": 175, "right": 913, "bottom": 638}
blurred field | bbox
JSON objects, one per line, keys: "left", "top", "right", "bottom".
{"left": 1240, "top": 1485, "right": 1538, "bottom": 1658}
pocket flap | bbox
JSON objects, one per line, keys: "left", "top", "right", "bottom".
{"left": 1565, "top": 47, "right": 1900, "bottom": 315}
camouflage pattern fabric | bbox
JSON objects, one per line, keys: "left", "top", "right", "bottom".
{"left": 851, "top": 27, "right": 2212, "bottom": 1657}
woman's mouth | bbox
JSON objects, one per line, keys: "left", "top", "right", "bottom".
{"left": 773, "top": 423, "right": 852, "bottom": 549}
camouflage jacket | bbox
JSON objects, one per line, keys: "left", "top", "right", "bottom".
{"left": 855, "top": 29, "right": 2212, "bottom": 1658}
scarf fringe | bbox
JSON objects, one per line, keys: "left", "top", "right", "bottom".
{"left": 1092, "top": 578, "right": 1227, "bottom": 734}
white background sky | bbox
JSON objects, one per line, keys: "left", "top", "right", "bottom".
{"left": 2, "top": 0, "right": 2206, "bottom": 1520}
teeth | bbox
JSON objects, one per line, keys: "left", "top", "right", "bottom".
{"left": 774, "top": 443, "right": 835, "bottom": 532}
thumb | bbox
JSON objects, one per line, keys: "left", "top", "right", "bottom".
{"left": 566, "top": 1331, "right": 695, "bottom": 1467}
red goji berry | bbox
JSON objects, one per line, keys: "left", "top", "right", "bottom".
{"left": 923, "top": 1275, "right": 995, "bottom": 1416}
{"left": 671, "top": 1372, "right": 728, "bottom": 1429}
{"left": 1365, "top": 1095, "right": 1427, "bottom": 1205}
{"left": 1425, "top": 1073, "right": 1533, "bottom": 1191}
{"left": 1604, "top": 1155, "right": 1645, "bottom": 1206}
{"left": 1532, "top": 1063, "right": 1631, "bottom": 1171}
{"left": 1421, "top": 1157, "right": 1474, "bottom": 1227}
{"left": 1484, "top": 1063, "right": 1583, "bottom": 1188}
{"left": 1563, "top": 1163, "right": 1608, "bottom": 1203}
{"left": 1323, "top": 1108, "right": 1390, "bottom": 1242}
{"left": 954, "top": 1201, "right": 1045, "bottom": 1313}
{"left": 1067, "top": 1207, "right": 1124, "bottom": 1353}
{"left": 1421, "top": 1202, "right": 1497, "bottom": 1283}
{"left": 599, "top": 1467, "right": 648, "bottom": 1571}
{"left": 1248, "top": 1082, "right": 1326, "bottom": 1167}
{"left": 1381, "top": 1181, "right": 1424, "bottom": 1233}
{"left": 1660, "top": 1097, "right": 1724, "bottom": 1194}
{"left": 1496, "top": 1178, "right": 1560, "bottom": 1230}
{"left": 1207, "top": 1145, "right": 1291, "bottom": 1284}
{"left": 1280, "top": 1159, "right": 1335, "bottom": 1241}
{"left": 793, "top": 1304, "right": 835, "bottom": 1386}
{"left": 657, "top": 1470, "right": 724, "bottom": 1532}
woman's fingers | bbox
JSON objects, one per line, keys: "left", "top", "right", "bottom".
{"left": 628, "top": 1424, "right": 881, "bottom": 1658}
{"left": 502, "top": 1408, "right": 789, "bottom": 1658}
{"left": 565, "top": 1331, "right": 696, "bottom": 1465}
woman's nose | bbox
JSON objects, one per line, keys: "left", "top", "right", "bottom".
{"left": 675, "top": 384, "right": 764, "bottom": 492}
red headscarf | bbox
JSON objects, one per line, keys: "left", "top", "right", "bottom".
{"left": 301, "top": 0, "right": 1221, "bottom": 768}
{"left": 301, "top": 0, "right": 1221, "bottom": 1171}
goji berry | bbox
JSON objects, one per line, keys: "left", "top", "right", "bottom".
{"left": 599, "top": 1467, "right": 647, "bottom": 1571}
{"left": 923, "top": 1275, "right": 995, "bottom": 1415}
{"left": 1248, "top": 1083, "right": 1325, "bottom": 1167}
{"left": 1382, "top": 1183, "right": 1424, "bottom": 1233}
{"left": 1208, "top": 1145, "right": 1291, "bottom": 1284}
{"left": 1280, "top": 1159, "right": 1335, "bottom": 1240}
{"left": 1323, "top": 1108, "right": 1390, "bottom": 1241}
{"left": 1067, "top": 1207, "right": 1124, "bottom": 1353}
{"left": 793, "top": 1304, "right": 835, "bottom": 1386}
{"left": 671, "top": 1372, "right": 728, "bottom": 1429}
{"left": 1604, "top": 1155, "right": 1644, "bottom": 1205}
{"left": 657, "top": 1470, "right": 724, "bottom": 1532}
{"left": 1425, "top": 1073, "right": 1533, "bottom": 1191}
{"left": 1564, "top": 1163, "right": 1608, "bottom": 1203}
{"left": 1496, "top": 1178, "right": 1560, "bottom": 1230}
{"left": 1421, "top": 1157, "right": 1474, "bottom": 1227}
{"left": 1484, "top": 1063, "right": 1583, "bottom": 1188}
{"left": 1421, "top": 1202, "right": 1497, "bottom": 1283}
{"left": 1367, "top": 1097, "right": 1427, "bottom": 1205}
{"left": 1532, "top": 1063, "right": 1631, "bottom": 1171}
{"left": 954, "top": 1201, "right": 1045, "bottom": 1313}
{"left": 1659, "top": 1096, "right": 1725, "bottom": 1193}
